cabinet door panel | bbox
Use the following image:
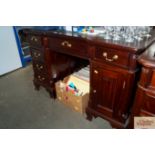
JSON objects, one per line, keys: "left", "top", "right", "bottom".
{"left": 91, "top": 63, "right": 126, "bottom": 119}
{"left": 100, "top": 69, "right": 121, "bottom": 110}
{"left": 99, "top": 69, "right": 123, "bottom": 117}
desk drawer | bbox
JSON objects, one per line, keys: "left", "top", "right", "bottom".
{"left": 28, "top": 35, "right": 42, "bottom": 47}
{"left": 32, "top": 61, "right": 47, "bottom": 75}
{"left": 32, "top": 61, "right": 53, "bottom": 86}
{"left": 95, "top": 47, "right": 130, "bottom": 68}
{"left": 34, "top": 71, "right": 49, "bottom": 84}
{"left": 49, "top": 37, "right": 88, "bottom": 58}
{"left": 31, "top": 48, "right": 44, "bottom": 62}
{"left": 36, "top": 74, "right": 48, "bottom": 84}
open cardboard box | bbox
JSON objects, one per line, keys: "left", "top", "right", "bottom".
{"left": 55, "top": 75, "right": 89, "bottom": 114}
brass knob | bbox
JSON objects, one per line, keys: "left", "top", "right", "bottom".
{"left": 37, "top": 66, "right": 43, "bottom": 70}
{"left": 61, "top": 41, "right": 67, "bottom": 46}
{"left": 39, "top": 66, "right": 43, "bottom": 69}
{"left": 67, "top": 43, "right": 72, "bottom": 47}
{"left": 36, "top": 64, "right": 43, "bottom": 70}
{"left": 103, "top": 52, "right": 107, "bottom": 57}
{"left": 61, "top": 42, "right": 65, "bottom": 46}
{"left": 93, "top": 90, "right": 97, "bottom": 93}
{"left": 94, "top": 70, "right": 98, "bottom": 74}
{"left": 38, "top": 75, "right": 41, "bottom": 79}
{"left": 113, "top": 55, "right": 118, "bottom": 60}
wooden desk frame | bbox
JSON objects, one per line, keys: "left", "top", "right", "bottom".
{"left": 22, "top": 29, "right": 155, "bottom": 128}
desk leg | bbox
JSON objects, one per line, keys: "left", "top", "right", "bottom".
{"left": 126, "top": 115, "right": 134, "bottom": 129}
{"left": 46, "top": 87, "right": 56, "bottom": 99}
{"left": 33, "top": 80, "right": 40, "bottom": 91}
{"left": 46, "top": 81, "right": 56, "bottom": 99}
{"left": 86, "top": 108, "right": 93, "bottom": 121}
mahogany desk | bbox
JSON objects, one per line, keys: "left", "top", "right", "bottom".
{"left": 21, "top": 29, "right": 155, "bottom": 128}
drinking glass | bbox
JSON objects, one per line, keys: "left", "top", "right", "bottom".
{"left": 125, "top": 27, "right": 135, "bottom": 43}
{"left": 104, "top": 26, "right": 113, "bottom": 40}
{"left": 113, "top": 26, "right": 122, "bottom": 41}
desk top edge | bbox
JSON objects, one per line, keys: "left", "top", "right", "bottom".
{"left": 21, "top": 28, "right": 155, "bottom": 53}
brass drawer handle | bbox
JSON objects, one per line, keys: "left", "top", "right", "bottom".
{"left": 94, "top": 70, "right": 98, "bottom": 74}
{"left": 31, "top": 36, "right": 38, "bottom": 42}
{"left": 102, "top": 52, "right": 118, "bottom": 62}
{"left": 34, "top": 52, "right": 41, "bottom": 58}
{"left": 61, "top": 41, "right": 68, "bottom": 46}
{"left": 37, "top": 76, "right": 45, "bottom": 81}
{"left": 61, "top": 41, "right": 72, "bottom": 48}
{"left": 36, "top": 64, "right": 43, "bottom": 70}
{"left": 41, "top": 77, "right": 45, "bottom": 81}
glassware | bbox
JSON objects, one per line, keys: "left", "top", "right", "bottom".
{"left": 142, "top": 26, "right": 152, "bottom": 38}
{"left": 134, "top": 26, "right": 145, "bottom": 41}
{"left": 125, "top": 27, "right": 135, "bottom": 43}
{"left": 97, "top": 26, "right": 152, "bottom": 43}
{"left": 103, "top": 26, "right": 113, "bottom": 40}
{"left": 120, "top": 26, "right": 127, "bottom": 38}
{"left": 113, "top": 26, "right": 122, "bottom": 41}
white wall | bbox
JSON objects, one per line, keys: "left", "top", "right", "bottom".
{"left": 0, "top": 26, "right": 22, "bottom": 75}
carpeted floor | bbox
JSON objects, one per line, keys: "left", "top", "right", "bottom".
{"left": 0, "top": 65, "right": 112, "bottom": 129}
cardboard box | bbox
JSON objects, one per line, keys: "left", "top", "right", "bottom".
{"left": 55, "top": 75, "right": 89, "bottom": 114}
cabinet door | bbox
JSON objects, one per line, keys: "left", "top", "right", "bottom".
{"left": 91, "top": 64, "right": 126, "bottom": 118}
